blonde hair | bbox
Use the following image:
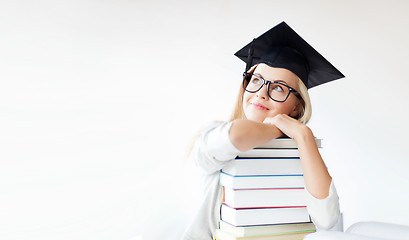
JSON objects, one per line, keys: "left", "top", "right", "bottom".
{"left": 229, "top": 63, "right": 312, "bottom": 124}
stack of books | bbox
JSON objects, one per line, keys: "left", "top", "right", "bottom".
{"left": 215, "top": 138, "right": 322, "bottom": 240}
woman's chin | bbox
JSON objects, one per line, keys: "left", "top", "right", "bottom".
{"left": 244, "top": 108, "right": 269, "bottom": 122}
{"left": 246, "top": 115, "right": 266, "bottom": 123}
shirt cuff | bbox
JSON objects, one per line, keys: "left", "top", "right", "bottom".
{"left": 191, "top": 121, "right": 241, "bottom": 174}
{"left": 305, "top": 180, "right": 340, "bottom": 230}
{"left": 205, "top": 121, "right": 241, "bottom": 161}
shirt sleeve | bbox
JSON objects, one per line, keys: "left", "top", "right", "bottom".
{"left": 190, "top": 121, "right": 241, "bottom": 174}
{"left": 305, "top": 180, "right": 341, "bottom": 230}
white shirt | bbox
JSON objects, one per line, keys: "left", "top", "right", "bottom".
{"left": 181, "top": 121, "right": 340, "bottom": 240}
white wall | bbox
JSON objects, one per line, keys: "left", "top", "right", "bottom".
{"left": 1, "top": 0, "right": 409, "bottom": 239}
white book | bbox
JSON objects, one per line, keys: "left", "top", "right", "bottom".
{"left": 219, "top": 220, "right": 315, "bottom": 237}
{"left": 215, "top": 228, "right": 313, "bottom": 240}
{"left": 238, "top": 149, "right": 299, "bottom": 158}
{"left": 258, "top": 138, "right": 322, "bottom": 149}
{"left": 220, "top": 172, "right": 305, "bottom": 189}
{"left": 224, "top": 187, "right": 307, "bottom": 209}
{"left": 222, "top": 158, "right": 303, "bottom": 176}
{"left": 221, "top": 204, "right": 311, "bottom": 227}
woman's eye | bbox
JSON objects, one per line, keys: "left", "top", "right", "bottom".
{"left": 272, "top": 85, "right": 284, "bottom": 92}
{"left": 251, "top": 78, "right": 262, "bottom": 85}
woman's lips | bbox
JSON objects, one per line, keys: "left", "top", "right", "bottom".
{"left": 251, "top": 102, "right": 269, "bottom": 110}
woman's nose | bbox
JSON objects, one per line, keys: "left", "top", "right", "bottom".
{"left": 255, "top": 84, "right": 269, "bottom": 99}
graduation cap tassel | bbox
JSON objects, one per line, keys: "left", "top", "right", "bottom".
{"left": 245, "top": 38, "right": 256, "bottom": 72}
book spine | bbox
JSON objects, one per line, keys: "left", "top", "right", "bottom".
{"left": 219, "top": 172, "right": 305, "bottom": 189}
{"left": 237, "top": 149, "right": 300, "bottom": 158}
{"left": 222, "top": 158, "right": 303, "bottom": 176}
{"left": 224, "top": 187, "right": 308, "bottom": 209}
{"left": 220, "top": 204, "right": 311, "bottom": 227}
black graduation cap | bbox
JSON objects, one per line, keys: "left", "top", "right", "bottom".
{"left": 234, "top": 21, "right": 345, "bottom": 89}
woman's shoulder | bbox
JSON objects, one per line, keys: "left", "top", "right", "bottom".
{"left": 197, "top": 120, "right": 237, "bottom": 139}
{"left": 200, "top": 120, "right": 226, "bottom": 131}
{"left": 186, "top": 120, "right": 229, "bottom": 153}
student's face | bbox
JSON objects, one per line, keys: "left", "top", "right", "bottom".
{"left": 242, "top": 64, "right": 301, "bottom": 122}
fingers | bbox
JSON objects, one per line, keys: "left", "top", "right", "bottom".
{"left": 262, "top": 116, "right": 278, "bottom": 125}
{"left": 264, "top": 114, "right": 290, "bottom": 125}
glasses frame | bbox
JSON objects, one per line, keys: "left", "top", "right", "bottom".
{"left": 242, "top": 72, "right": 301, "bottom": 103}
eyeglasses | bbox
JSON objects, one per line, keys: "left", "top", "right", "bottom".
{"left": 242, "top": 72, "right": 301, "bottom": 102}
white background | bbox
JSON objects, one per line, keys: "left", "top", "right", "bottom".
{"left": 1, "top": 0, "right": 409, "bottom": 239}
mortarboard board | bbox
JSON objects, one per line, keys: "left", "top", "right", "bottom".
{"left": 234, "top": 21, "right": 345, "bottom": 89}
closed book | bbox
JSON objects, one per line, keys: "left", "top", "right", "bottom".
{"left": 215, "top": 228, "right": 314, "bottom": 240}
{"left": 222, "top": 158, "right": 302, "bottom": 176}
{"left": 219, "top": 221, "right": 316, "bottom": 237}
{"left": 221, "top": 204, "right": 311, "bottom": 227}
{"left": 238, "top": 149, "right": 299, "bottom": 158}
{"left": 257, "top": 138, "right": 321, "bottom": 149}
{"left": 220, "top": 172, "right": 305, "bottom": 189}
{"left": 224, "top": 187, "right": 307, "bottom": 209}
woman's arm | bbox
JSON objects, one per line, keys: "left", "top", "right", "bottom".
{"left": 230, "top": 116, "right": 331, "bottom": 199}
{"left": 263, "top": 114, "right": 331, "bottom": 199}
{"left": 261, "top": 114, "right": 339, "bottom": 229}
{"left": 229, "top": 119, "right": 284, "bottom": 152}
{"left": 295, "top": 126, "right": 332, "bottom": 199}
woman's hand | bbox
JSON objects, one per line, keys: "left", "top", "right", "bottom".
{"left": 263, "top": 114, "right": 312, "bottom": 141}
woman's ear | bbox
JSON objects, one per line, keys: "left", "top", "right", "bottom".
{"left": 290, "top": 101, "right": 302, "bottom": 118}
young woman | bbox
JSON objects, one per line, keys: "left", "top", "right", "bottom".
{"left": 181, "top": 22, "right": 344, "bottom": 240}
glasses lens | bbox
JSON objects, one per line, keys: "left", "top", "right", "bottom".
{"left": 268, "top": 82, "right": 290, "bottom": 102}
{"left": 245, "top": 75, "right": 263, "bottom": 92}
